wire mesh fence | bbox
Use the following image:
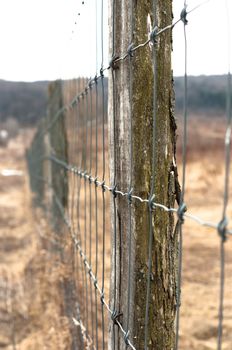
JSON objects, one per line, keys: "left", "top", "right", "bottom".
{"left": 27, "top": 75, "right": 111, "bottom": 348}
{"left": 26, "top": 0, "right": 231, "bottom": 349}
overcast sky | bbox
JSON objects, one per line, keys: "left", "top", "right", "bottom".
{"left": 0, "top": 0, "right": 231, "bottom": 81}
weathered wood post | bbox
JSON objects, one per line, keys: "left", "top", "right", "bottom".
{"left": 26, "top": 119, "right": 46, "bottom": 207}
{"left": 108, "top": 1, "right": 178, "bottom": 349}
{"left": 47, "top": 81, "right": 68, "bottom": 225}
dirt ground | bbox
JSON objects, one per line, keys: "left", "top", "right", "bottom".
{"left": 0, "top": 116, "right": 231, "bottom": 349}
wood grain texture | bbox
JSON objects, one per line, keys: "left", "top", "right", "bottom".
{"left": 108, "top": 1, "right": 178, "bottom": 349}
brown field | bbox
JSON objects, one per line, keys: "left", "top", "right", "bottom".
{"left": 0, "top": 115, "right": 231, "bottom": 349}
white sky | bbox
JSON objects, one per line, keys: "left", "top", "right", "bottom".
{"left": 0, "top": 0, "right": 231, "bottom": 81}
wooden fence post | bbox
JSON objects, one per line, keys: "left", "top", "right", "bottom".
{"left": 108, "top": 1, "right": 178, "bottom": 349}
{"left": 47, "top": 81, "right": 68, "bottom": 226}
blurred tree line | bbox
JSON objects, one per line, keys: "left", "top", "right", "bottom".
{"left": 0, "top": 80, "right": 49, "bottom": 125}
{"left": 174, "top": 75, "right": 231, "bottom": 115}
{"left": 0, "top": 75, "right": 230, "bottom": 127}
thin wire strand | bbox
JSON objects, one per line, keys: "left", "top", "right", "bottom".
{"left": 187, "top": 0, "right": 211, "bottom": 16}
{"left": 126, "top": 0, "right": 134, "bottom": 339}
{"left": 217, "top": 1, "right": 232, "bottom": 348}
{"left": 70, "top": 98, "right": 77, "bottom": 240}
{"left": 111, "top": 0, "right": 118, "bottom": 348}
{"left": 69, "top": 83, "right": 80, "bottom": 341}
{"left": 96, "top": 0, "right": 98, "bottom": 75}
{"left": 75, "top": 78, "right": 84, "bottom": 342}
{"left": 88, "top": 81, "right": 95, "bottom": 347}
{"left": 175, "top": 6, "right": 188, "bottom": 349}
{"left": 217, "top": 238, "right": 226, "bottom": 350}
{"left": 101, "top": 1, "right": 106, "bottom": 348}
{"left": 84, "top": 82, "right": 89, "bottom": 337}
{"left": 76, "top": 78, "right": 86, "bottom": 327}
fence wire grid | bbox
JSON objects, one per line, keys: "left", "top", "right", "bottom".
{"left": 26, "top": 0, "right": 232, "bottom": 349}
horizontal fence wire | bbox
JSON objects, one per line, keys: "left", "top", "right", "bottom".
{"left": 30, "top": 154, "right": 232, "bottom": 236}
{"left": 26, "top": 0, "right": 232, "bottom": 349}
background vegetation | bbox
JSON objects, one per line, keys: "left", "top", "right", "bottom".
{"left": 0, "top": 75, "right": 230, "bottom": 127}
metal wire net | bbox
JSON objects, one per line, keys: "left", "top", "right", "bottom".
{"left": 26, "top": 1, "right": 232, "bottom": 349}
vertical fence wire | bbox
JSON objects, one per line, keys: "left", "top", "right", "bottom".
{"left": 125, "top": 0, "right": 134, "bottom": 340}
{"left": 94, "top": 5, "right": 99, "bottom": 346}
{"left": 74, "top": 78, "right": 84, "bottom": 330}
{"left": 111, "top": 0, "right": 118, "bottom": 349}
{"left": 175, "top": 2, "right": 188, "bottom": 349}
{"left": 84, "top": 83, "right": 89, "bottom": 338}
{"left": 88, "top": 82, "right": 95, "bottom": 347}
{"left": 69, "top": 82, "right": 79, "bottom": 339}
{"left": 100, "top": 1, "right": 106, "bottom": 348}
{"left": 217, "top": 1, "right": 232, "bottom": 349}
{"left": 76, "top": 78, "right": 86, "bottom": 329}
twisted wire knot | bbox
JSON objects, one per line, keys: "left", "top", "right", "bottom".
{"left": 218, "top": 217, "right": 228, "bottom": 242}
{"left": 100, "top": 67, "right": 104, "bottom": 77}
{"left": 93, "top": 278, "right": 98, "bottom": 289}
{"left": 148, "top": 194, "right": 155, "bottom": 211}
{"left": 111, "top": 309, "right": 122, "bottom": 324}
{"left": 127, "top": 43, "right": 134, "bottom": 57}
{"left": 177, "top": 202, "right": 187, "bottom": 223}
{"left": 100, "top": 293, "right": 104, "bottom": 305}
{"left": 112, "top": 184, "right": 118, "bottom": 198}
{"left": 94, "top": 176, "right": 98, "bottom": 186}
{"left": 124, "top": 331, "right": 130, "bottom": 346}
{"left": 150, "top": 26, "right": 158, "bottom": 45}
{"left": 100, "top": 180, "right": 106, "bottom": 192}
{"left": 127, "top": 188, "right": 133, "bottom": 205}
{"left": 180, "top": 6, "right": 188, "bottom": 25}
{"left": 109, "top": 55, "right": 119, "bottom": 70}
{"left": 94, "top": 75, "right": 98, "bottom": 84}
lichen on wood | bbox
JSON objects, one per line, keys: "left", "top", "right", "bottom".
{"left": 108, "top": 0, "right": 178, "bottom": 349}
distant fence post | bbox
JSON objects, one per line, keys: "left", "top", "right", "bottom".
{"left": 108, "top": 1, "right": 178, "bottom": 349}
{"left": 46, "top": 81, "right": 83, "bottom": 349}
{"left": 26, "top": 120, "right": 46, "bottom": 207}
{"left": 47, "top": 81, "right": 68, "bottom": 228}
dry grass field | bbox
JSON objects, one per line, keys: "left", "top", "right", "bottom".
{"left": 0, "top": 130, "right": 71, "bottom": 349}
{"left": 0, "top": 115, "right": 231, "bottom": 349}
{"left": 176, "top": 115, "right": 232, "bottom": 349}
